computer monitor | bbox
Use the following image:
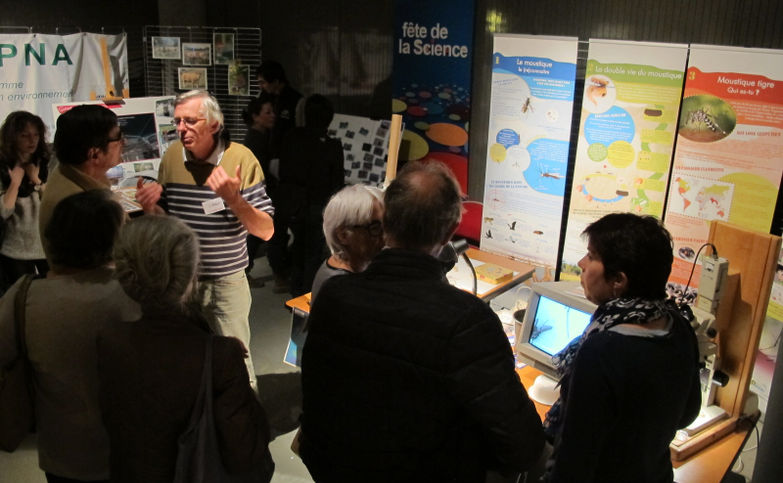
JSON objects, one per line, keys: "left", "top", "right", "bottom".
{"left": 516, "top": 281, "right": 596, "bottom": 380}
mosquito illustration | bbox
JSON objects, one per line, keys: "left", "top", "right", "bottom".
{"left": 485, "top": 229, "right": 493, "bottom": 239}
{"left": 508, "top": 221, "right": 516, "bottom": 230}
{"left": 538, "top": 164, "right": 563, "bottom": 180}
{"left": 686, "top": 107, "right": 726, "bottom": 135}
{"left": 521, "top": 97, "right": 534, "bottom": 114}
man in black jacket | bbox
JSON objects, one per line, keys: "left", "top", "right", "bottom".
{"left": 300, "top": 161, "right": 545, "bottom": 482}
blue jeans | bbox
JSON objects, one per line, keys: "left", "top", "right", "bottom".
{"left": 196, "top": 270, "right": 257, "bottom": 391}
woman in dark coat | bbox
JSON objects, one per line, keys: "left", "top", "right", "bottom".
{"left": 543, "top": 213, "right": 701, "bottom": 483}
{"left": 97, "top": 215, "right": 274, "bottom": 482}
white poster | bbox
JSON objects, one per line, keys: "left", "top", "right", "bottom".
{"left": 481, "top": 34, "right": 578, "bottom": 269}
{"left": 0, "top": 32, "right": 128, "bottom": 133}
{"left": 328, "top": 114, "right": 394, "bottom": 187}
{"left": 560, "top": 39, "right": 688, "bottom": 280}
{"left": 663, "top": 45, "right": 783, "bottom": 291}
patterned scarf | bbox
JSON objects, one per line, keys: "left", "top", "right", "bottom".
{"left": 543, "top": 296, "right": 675, "bottom": 438}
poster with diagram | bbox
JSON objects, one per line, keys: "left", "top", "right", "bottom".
{"left": 664, "top": 44, "right": 783, "bottom": 290}
{"left": 481, "top": 34, "right": 578, "bottom": 268}
{"left": 560, "top": 39, "right": 688, "bottom": 279}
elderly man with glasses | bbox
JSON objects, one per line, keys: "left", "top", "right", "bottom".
{"left": 135, "top": 89, "right": 274, "bottom": 392}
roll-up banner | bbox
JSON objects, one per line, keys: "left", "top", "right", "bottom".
{"left": 664, "top": 44, "right": 783, "bottom": 291}
{"left": 481, "top": 34, "right": 578, "bottom": 270}
{"left": 392, "top": 0, "right": 474, "bottom": 187}
{"left": 0, "top": 32, "right": 128, "bottom": 134}
{"left": 560, "top": 39, "right": 688, "bottom": 280}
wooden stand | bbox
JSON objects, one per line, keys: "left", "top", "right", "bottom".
{"left": 670, "top": 221, "right": 780, "bottom": 461}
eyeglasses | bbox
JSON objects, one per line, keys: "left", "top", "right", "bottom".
{"left": 350, "top": 220, "right": 383, "bottom": 237}
{"left": 106, "top": 131, "right": 124, "bottom": 143}
{"left": 173, "top": 117, "right": 207, "bottom": 127}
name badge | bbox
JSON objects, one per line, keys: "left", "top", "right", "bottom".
{"left": 202, "top": 197, "right": 225, "bottom": 214}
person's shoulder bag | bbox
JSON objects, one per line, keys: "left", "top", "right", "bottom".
{"left": 174, "top": 335, "right": 274, "bottom": 483}
{"left": 0, "top": 274, "right": 36, "bottom": 452}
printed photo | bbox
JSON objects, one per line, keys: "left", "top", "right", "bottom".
{"left": 178, "top": 67, "right": 208, "bottom": 90}
{"left": 152, "top": 36, "right": 181, "bottom": 60}
{"left": 213, "top": 33, "right": 235, "bottom": 65}
{"left": 116, "top": 113, "right": 161, "bottom": 162}
{"left": 228, "top": 64, "right": 250, "bottom": 96}
{"left": 182, "top": 42, "right": 212, "bottom": 66}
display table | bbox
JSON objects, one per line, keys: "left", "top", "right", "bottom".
{"left": 285, "top": 247, "right": 536, "bottom": 314}
{"left": 449, "top": 247, "right": 536, "bottom": 301}
{"left": 515, "top": 365, "right": 755, "bottom": 483}
{"left": 283, "top": 247, "right": 535, "bottom": 366}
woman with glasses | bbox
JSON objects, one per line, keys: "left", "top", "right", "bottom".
{"left": 0, "top": 111, "right": 50, "bottom": 293}
{"left": 311, "top": 184, "right": 384, "bottom": 301}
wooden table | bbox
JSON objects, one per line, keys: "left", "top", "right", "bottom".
{"left": 516, "top": 365, "right": 755, "bottom": 483}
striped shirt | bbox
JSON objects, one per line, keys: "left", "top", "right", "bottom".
{"left": 158, "top": 141, "right": 274, "bottom": 277}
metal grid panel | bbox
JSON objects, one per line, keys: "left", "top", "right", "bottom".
{"left": 142, "top": 25, "right": 261, "bottom": 142}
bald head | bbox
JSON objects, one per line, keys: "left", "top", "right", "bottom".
{"left": 383, "top": 161, "right": 462, "bottom": 252}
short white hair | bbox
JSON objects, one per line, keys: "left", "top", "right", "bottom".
{"left": 322, "top": 184, "right": 383, "bottom": 258}
{"left": 175, "top": 90, "right": 224, "bottom": 127}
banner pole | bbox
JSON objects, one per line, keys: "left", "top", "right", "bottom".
{"left": 384, "top": 113, "right": 403, "bottom": 188}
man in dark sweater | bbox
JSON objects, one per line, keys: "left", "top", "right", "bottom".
{"left": 300, "top": 161, "right": 545, "bottom": 482}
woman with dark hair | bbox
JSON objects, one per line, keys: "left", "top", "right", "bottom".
{"left": 542, "top": 213, "right": 701, "bottom": 483}
{"left": 97, "top": 215, "right": 274, "bottom": 482}
{"left": 242, "top": 93, "right": 278, "bottom": 188}
{"left": 0, "top": 111, "right": 50, "bottom": 291}
{"left": 0, "top": 190, "right": 140, "bottom": 483}
{"left": 242, "top": 93, "right": 281, "bottom": 275}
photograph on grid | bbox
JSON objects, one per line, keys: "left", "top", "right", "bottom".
{"left": 229, "top": 64, "right": 250, "bottom": 96}
{"left": 182, "top": 42, "right": 212, "bottom": 66}
{"left": 151, "top": 36, "right": 181, "bottom": 60}
{"left": 178, "top": 67, "right": 208, "bottom": 90}
{"left": 214, "top": 33, "right": 235, "bottom": 65}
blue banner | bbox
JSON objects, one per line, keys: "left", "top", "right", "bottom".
{"left": 392, "top": 0, "right": 474, "bottom": 191}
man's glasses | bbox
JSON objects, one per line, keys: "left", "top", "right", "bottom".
{"left": 173, "top": 117, "right": 207, "bottom": 127}
{"left": 351, "top": 220, "right": 383, "bottom": 237}
{"left": 106, "top": 131, "right": 124, "bottom": 144}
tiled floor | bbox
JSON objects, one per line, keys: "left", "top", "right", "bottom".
{"left": 0, "top": 254, "right": 762, "bottom": 482}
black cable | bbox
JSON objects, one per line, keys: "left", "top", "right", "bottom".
{"left": 759, "top": 328, "right": 782, "bottom": 353}
{"left": 684, "top": 242, "right": 719, "bottom": 294}
{"left": 460, "top": 252, "right": 477, "bottom": 296}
